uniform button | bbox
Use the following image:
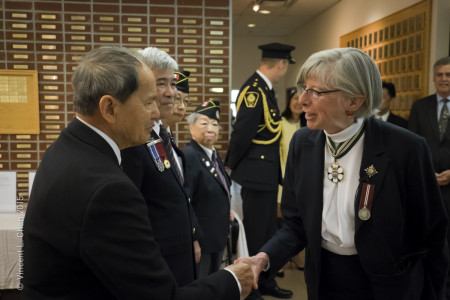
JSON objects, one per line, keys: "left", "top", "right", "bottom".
{"left": 261, "top": 155, "right": 265, "bottom": 159}
{"left": 188, "top": 197, "right": 191, "bottom": 203}
{"left": 193, "top": 228, "right": 196, "bottom": 234}
{"left": 214, "top": 174, "right": 218, "bottom": 177}
{"left": 272, "top": 113, "right": 276, "bottom": 116}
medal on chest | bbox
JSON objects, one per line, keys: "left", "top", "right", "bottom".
{"left": 326, "top": 124, "right": 365, "bottom": 183}
{"left": 327, "top": 161, "right": 344, "bottom": 183}
{"left": 358, "top": 182, "right": 375, "bottom": 221}
{"left": 146, "top": 139, "right": 170, "bottom": 172}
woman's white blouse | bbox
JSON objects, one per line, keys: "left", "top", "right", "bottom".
{"left": 321, "top": 117, "right": 364, "bottom": 255}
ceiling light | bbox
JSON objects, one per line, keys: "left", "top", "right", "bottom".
{"left": 259, "top": 10, "right": 271, "bottom": 14}
{"left": 248, "top": 24, "right": 256, "bottom": 28}
{"left": 252, "top": 2, "right": 260, "bottom": 12}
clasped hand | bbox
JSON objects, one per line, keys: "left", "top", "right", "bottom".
{"left": 234, "top": 252, "right": 270, "bottom": 291}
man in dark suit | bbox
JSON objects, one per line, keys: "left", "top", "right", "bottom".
{"left": 121, "top": 47, "right": 200, "bottom": 287}
{"left": 375, "top": 82, "right": 408, "bottom": 128}
{"left": 226, "top": 43, "right": 295, "bottom": 300}
{"left": 183, "top": 101, "right": 232, "bottom": 278}
{"left": 408, "top": 56, "right": 450, "bottom": 299}
{"left": 22, "top": 46, "right": 253, "bottom": 299}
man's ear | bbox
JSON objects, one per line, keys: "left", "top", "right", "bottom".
{"left": 277, "top": 59, "right": 286, "bottom": 69}
{"left": 98, "top": 95, "right": 118, "bottom": 124}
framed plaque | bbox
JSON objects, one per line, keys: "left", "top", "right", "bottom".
{"left": 0, "top": 70, "right": 40, "bottom": 134}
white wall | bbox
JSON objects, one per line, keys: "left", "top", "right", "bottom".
{"left": 232, "top": 0, "right": 450, "bottom": 109}
{"left": 231, "top": 36, "right": 290, "bottom": 105}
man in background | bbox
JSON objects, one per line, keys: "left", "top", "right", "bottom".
{"left": 408, "top": 56, "right": 450, "bottom": 299}
{"left": 162, "top": 69, "right": 190, "bottom": 136}
{"left": 375, "top": 81, "right": 408, "bottom": 128}
{"left": 183, "top": 101, "right": 233, "bottom": 278}
{"left": 22, "top": 46, "right": 252, "bottom": 299}
{"left": 226, "top": 43, "right": 295, "bottom": 300}
{"left": 121, "top": 47, "right": 201, "bottom": 286}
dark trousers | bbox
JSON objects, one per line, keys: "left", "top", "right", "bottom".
{"left": 319, "top": 248, "right": 374, "bottom": 300}
{"left": 440, "top": 185, "right": 450, "bottom": 300}
{"left": 241, "top": 187, "right": 278, "bottom": 256}
{"left": 242, "top": 187, "right": 278, "bottom": 298}
{"left": 196, "top": 251, "right": 223, "bottom": 278}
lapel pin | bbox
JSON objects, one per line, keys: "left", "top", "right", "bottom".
{"left": 364, "top": 165, "right": 377, "bottom": 178}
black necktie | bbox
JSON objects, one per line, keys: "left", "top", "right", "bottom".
{"left": 160, "top": 126, "right": 184, "bottom": 183}
{"left": 439, "top": 99, "right": 449, "bottom": 141}
{"left": 212, "top": 151, "right": 230, "bottom": 199}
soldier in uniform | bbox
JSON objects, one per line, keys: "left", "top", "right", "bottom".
{"left": 226, "top": 43, "right": 295, "bottom": 300}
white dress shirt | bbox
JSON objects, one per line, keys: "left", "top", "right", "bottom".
{"left": 76, "top": 116, "right": 121, "bottom": 165}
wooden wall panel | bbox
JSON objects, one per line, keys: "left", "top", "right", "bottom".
{"left": 340, "top": 0, "right": 431, "bottom": 120}
{"left": 0, "top": 0, "right": 231, "bottom": 202}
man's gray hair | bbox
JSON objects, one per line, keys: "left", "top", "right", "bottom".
{"left": 72, "top": 46, "right": 143, "bottom": 116}
{"left": 137, "top": 47, "right": 178, "bottom": 71}
{"left": 297, "top": 47, "right": 382, "bottom": 119}
{"left": 433, "top": 56, "right": 450, "bottom": 71}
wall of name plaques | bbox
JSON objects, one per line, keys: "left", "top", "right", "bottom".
{"left": 0, "top": 0, "right": 231, "bottom": 202}
{"left": 340, "top": 0, "right": 431, "bottom": 120}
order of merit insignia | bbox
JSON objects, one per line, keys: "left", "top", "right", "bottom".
{"left": 326, "top": 123, "right": 365, "bottom": 183}
{"left": 328, "top": 163, "right": 344, "bottom": 183}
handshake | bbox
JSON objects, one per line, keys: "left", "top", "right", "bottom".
{"left": 224, "top": 253, "right": 270, "bottom": 298}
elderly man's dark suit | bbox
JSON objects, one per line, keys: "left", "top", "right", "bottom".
{"left": 183, "top": 139, "right": 231, "bottom": 255}
{"left": 121, "top": 130, "right": 199, "bottom": 287}
{"left": 22, "top": 118, "right": 239, "bottom": 299}
{"left": 260, "top": 118, "right": 448, "bottom": 300}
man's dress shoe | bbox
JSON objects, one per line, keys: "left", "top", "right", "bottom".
{"left": 260, "top": 286, "right": 293, "bottom": 299}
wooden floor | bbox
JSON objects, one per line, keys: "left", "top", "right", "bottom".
{"left": 264, "top": 261, "right": 308, "bottom": 300}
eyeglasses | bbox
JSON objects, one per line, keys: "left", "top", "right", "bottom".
{"left": 297, "top": 84, "right": 341, "bottom": 100}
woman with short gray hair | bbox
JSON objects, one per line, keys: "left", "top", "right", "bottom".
{"left": 236, "top": 47, "right": 448, "bottom": 300}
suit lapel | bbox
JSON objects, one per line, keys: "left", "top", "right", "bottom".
{"left": 69, "top": 118, "right": 119, "bottom": 166}
{"left": 426, "top": 95, "right": 440, "bottom": 140}
{"left": 148, "top": 130, "right": 187, "bottom": 192}
{"left": 355, "top": 119, "right": 390, "bottom": 231}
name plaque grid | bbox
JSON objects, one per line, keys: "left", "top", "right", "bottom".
{"left": 0, "top": 0, "right": 231, "bottom": 202}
